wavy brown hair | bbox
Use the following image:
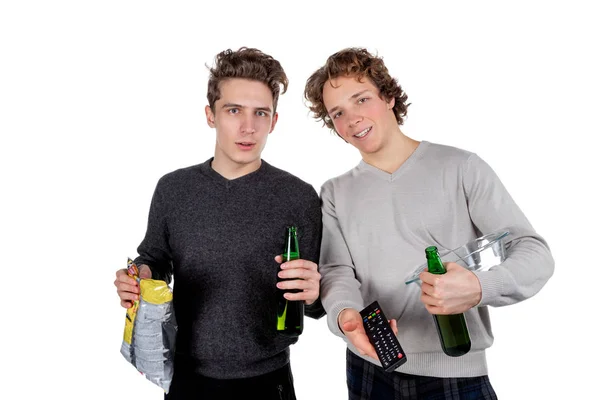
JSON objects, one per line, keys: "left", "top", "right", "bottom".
{"left": 207, "top": 47, "right": 288, "bottom": 112}
{"left": 304, "top": 48, "right": 410, "bottom": 132}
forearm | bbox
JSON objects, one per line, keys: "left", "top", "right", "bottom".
{"left": 304, "top": 297, "right": 325, "bottom": 319}
{"left": 319, "top": 181, "right": 364, "bottom": 337}
{"left": 135, "top": 178, "right": 173, "bottom": 283}
{"left": 320, "top": 264, "right": 364, "bottom": 338}
{"left": 464, "top": 155, "right": 555, "bottom": 307}
{"left": 475, "top": 229, "right": 554, "bottom": 307}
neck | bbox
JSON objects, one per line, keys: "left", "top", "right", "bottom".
{"left": 361, "top": 128, "right": 420, "bottom": 174}
{"left": 211, "top": 153, "right": 262, "bottom": 180}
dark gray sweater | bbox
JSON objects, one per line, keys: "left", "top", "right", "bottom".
{"left": 134, "top": 158, "right": 324, "bottom": 379}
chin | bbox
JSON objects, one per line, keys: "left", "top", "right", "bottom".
{"left": 358, "top": 144, "right": 380, "bottom": 155}
{"left": 233, "top": 154, "right": 260, "bottom": 165}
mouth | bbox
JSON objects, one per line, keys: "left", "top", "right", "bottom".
{"left": 353, "top": 126, "right": 372, "bottom": 139}
{"left": 236, "top": 141, "right": 256, "bottom": 150}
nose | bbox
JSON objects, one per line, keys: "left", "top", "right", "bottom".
{"left": 347, "top": 113, "right": 363, "bottom": 128}
{"left": 241, "top": 115, "right": 256, "bottom": 135}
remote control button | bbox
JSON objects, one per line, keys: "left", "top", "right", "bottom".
{"left": 398, "top": 353, "right": 403, "bottom": 358}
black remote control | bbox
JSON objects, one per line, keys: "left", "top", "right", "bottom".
{"left": 360, "top": 301, "right": 407, "bottom": 372}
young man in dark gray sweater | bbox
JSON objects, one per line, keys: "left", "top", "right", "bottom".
{"left": 114, "top": 47, "right": 324, "bottom": 400}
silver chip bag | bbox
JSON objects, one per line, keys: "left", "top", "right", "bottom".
{"left": 120, "top": 258, "right": 177, "bottom": 393}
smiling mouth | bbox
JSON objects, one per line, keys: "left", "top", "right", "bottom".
{"left": 354, "top": 127, "right": 372, "bottom": 138}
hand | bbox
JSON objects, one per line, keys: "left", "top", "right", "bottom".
{"left": 419, "top": 262, "right": 482, "bottom": 315}
{"left": 338, "top": 308, "right": 398, "bottom": 361}
{"left": 114, "top": 264, "right": 152, "bottom": 308}
{"left": 274, "top": 255, "right": 321, "bottom": 305}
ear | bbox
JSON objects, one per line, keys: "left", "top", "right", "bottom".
{"left": 205, "top": 105, "right": 215, "bottom": 128}
{"left": 387, "top": 97, "right": 396, "bottom": 110}
{"left": 269, "top": 112, "right": 279, "bottom": 133}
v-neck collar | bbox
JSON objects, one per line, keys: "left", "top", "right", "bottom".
{"left": 198, "top": 158, "right": 268, "bottom": 188}
{"left": 357, "top": 141, "right": 429, "bottom": 182}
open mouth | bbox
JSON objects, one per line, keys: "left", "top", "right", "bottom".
{"left": 354, "top": 126, "right": 372, "bottom": 139}
{"left": 236, "top": 142, "right": 256, "bottom": 150}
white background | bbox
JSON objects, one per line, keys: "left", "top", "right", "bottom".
{"left": 1, "top": 1, "right": 598, "bottom": 399}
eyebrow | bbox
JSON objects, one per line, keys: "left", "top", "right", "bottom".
{"left": 222, "top": 103, "right": 273, "bottom": 113}
{"left": 327, "top": 90, "right": 370, "bottom": 115}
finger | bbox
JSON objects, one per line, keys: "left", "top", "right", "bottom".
{"left": 419, "top": 271, "right": 439, "bottom": 285}
{"left": 283, "top": 290, "right": 317, "bottom": 302}
{"left": 120, "top": 300, "right": 133, "bottom": 308}
{"left": 420, "top": 282, "right": 436, "bottom": 297}
{"left": 425, "top": 304, "right": 445, "bottom": 315}
{"left": 352, "top": 334, "right": 378, "bottom": 360}
{"left": 138, "top": 265, "right": 152, "bottom": 279}
{"left": 274, "top": 255, "right": 283, "bottom": 263}
{"left": 118, "top": 291, "right": 140, "bottom": 302}
{"left": 116, "top": 281, "right": 140, "bottom": 294}
{"left": 278, "top": 268, "right": 320, "bottom": 281}
{"left": 288, "top": 284, "right": 319, "bottom": 299}
{"left": 277, "top": 277, "right": 315, "bottom": 291}
{"left": 364, "top": 346, "right": 379, "bottom": 360}
{"left": 280, "top": 259, "right": 317, "bottom": 271}
{"left": 420, "top": 292, "right": 441, "bottom": 307}
{"left": 444, "top": 262, "right": 462, "bottom": 271}
{"left": 115, "top": 273, "right": 138, "bottom": 287}
{"left": 115, "top": 269, "right": 134, "bottom": 284}
{"left": 389, "top": 319, "right": 399, "bottom": 336}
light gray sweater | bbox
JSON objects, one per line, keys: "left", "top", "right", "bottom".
{"left": 319, "top": 140, "right": 554, "bottom": 378}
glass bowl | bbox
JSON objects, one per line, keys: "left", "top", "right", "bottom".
{"left": 404, "top": 230, "right": 510, "bottom": 285}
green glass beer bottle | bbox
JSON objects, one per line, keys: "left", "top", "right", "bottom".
{"left": 425, "top": 246, "right": 471, "bottom": 357}
{"left": 276, "top": 226, "right": 304, "bottom": 336}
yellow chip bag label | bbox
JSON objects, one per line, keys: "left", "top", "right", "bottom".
{"left": 123, "top": 258, "right": 140, "bottom": 344}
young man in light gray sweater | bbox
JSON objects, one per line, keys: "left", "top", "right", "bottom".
{"left": 304, "top": 48, "right": 554, "bottom": 399}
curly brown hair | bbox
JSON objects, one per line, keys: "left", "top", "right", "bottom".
{"left": 207, "top": 47, "right": 288, "bottom": 112}
{"left": 304, "top": 48, "right": 410, "bottom": 132}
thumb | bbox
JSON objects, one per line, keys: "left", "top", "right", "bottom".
{"left": 139, "top": 265, "right": 152, "bottom": 280}
{"left": 389, "top": 319, "right": 399, "bottom": 336}
{"left": 444, "top": 261, "right": 463, "bottom": 272}
{"left": 342, "top": 319, "right": 359, "bottom": 334}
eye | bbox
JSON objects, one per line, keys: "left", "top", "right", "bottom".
{"left": 332, "top": 111, "right": 343, "bottom": 120}
{"left": 256, "top": 110, "right": 268, "bottom": 117}
{"left": 228, "top": 108, "right": 239, "bottom": 114}
{"left": 358, "top": 97, "right": 369, "bottom": 104}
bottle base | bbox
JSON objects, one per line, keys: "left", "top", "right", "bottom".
{"left": 442, "top": 344, "right": 471, "bottom": 357}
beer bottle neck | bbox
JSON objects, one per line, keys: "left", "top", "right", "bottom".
{"left": 425, "top": 246, "right": 446, "bottom": 274}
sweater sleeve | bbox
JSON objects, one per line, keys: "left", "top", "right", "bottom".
{"left": 134, "top": 176, "right": 174, "bottom": 284}
{"left": 319, "top": 181, "right": 364, "bottom": 338}
{"left": 463, "top": 154, "right": 555, "bottom": 307}
{"left": 300, "top": 185, "right": 326, "bottom": 319}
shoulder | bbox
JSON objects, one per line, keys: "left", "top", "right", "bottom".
{"left": 421, "top": 140, "right": 476, "bottom": 164}
{"left": 262, "top": 160, "right": 318, "bottom": 198}
{"left": 416, "top": 141, "right": 490, "bottom": 178}
{"left": 155, "top": 163, "right": 203, "bottom": 190}
{"left": 319, "top": 164, "right": 363, "bottom": 199}
{"left": 421, "top": 141, "right": 501, "bottom": 187}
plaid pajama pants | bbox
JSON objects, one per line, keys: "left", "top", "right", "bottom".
{"left": 346, "top": 349, "right": 498, "bottom": 400}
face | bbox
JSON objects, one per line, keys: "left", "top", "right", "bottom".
{"left": 322, "top": 75, "right": 396, "bottom": 156}
{"left": 205, "top": 78, "right": 278, "bottom": 170}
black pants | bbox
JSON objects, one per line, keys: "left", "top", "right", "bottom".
{"left": 165, "top": 362, "right": 296, "bottom": 400}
